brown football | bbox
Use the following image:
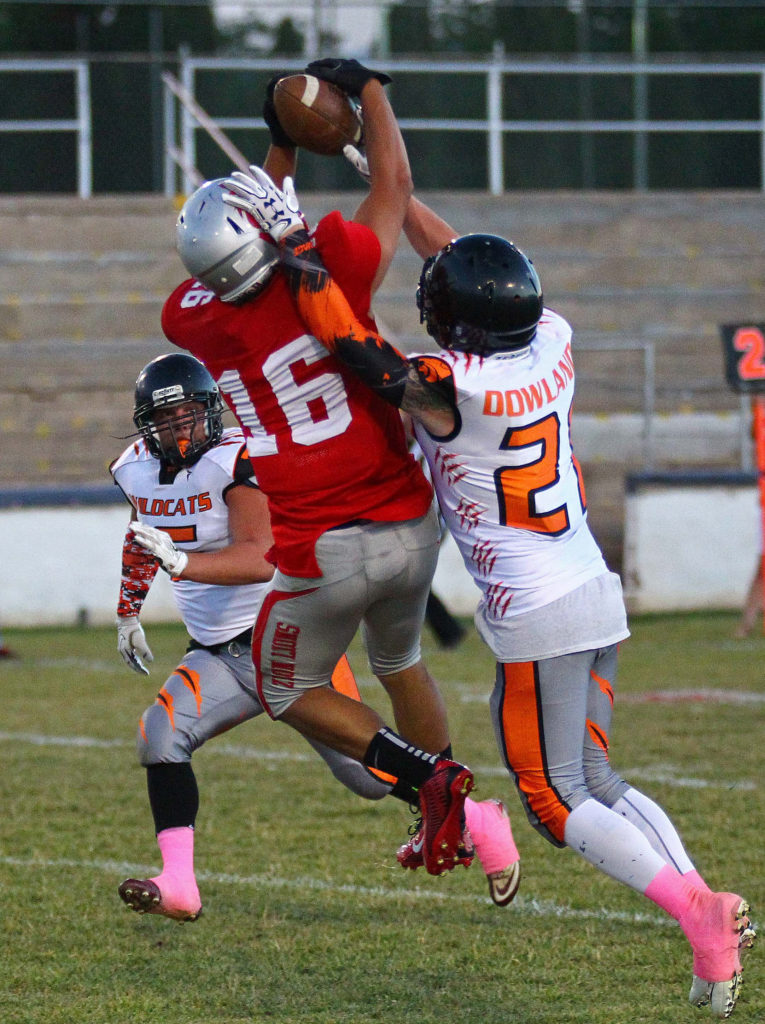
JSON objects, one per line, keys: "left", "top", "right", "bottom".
{"left": 273, "top": 74, "right": 363, "bottom": 156}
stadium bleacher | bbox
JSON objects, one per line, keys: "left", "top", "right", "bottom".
{"left": 2, "top": 189, "right": 764, "bottom": 570}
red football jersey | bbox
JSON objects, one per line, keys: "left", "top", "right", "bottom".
{"left": 162, "top": 211, "right": 432, "bottom": 577}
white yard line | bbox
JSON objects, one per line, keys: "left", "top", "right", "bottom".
{"left": 0, "top": 730, "right": 756, "bottom": 789}
{"left": 0, "top": 853, "right": 672, "bottom": 928}
{"left": 458, "top": 687, "right": 765, "bottom": 706}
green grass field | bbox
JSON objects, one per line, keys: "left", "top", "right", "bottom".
{"left": 0, "top": 613, "right": 762, "bottom": 1024}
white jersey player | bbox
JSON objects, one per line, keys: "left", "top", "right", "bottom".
{"left": 111, "top": 353, "right": 392, "bottom": 923}
{"left": 412, "top": 308, "right": 627, "bottom": 660}
{"left": 111, "top": 352, "right": 520, "bottom": 921}
{"left": 248, "top": 169, "right": 756, "bottom": 1019}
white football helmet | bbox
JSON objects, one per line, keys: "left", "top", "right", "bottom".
{"left": 176, "top": 179, "right": 279, "bottom": 302}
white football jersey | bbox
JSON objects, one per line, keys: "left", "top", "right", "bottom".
{"left": 111, "top": 427, "right": 270, "bottom": 645}
{"left": 413, "top": 309, "right": 608, "bottom": 621}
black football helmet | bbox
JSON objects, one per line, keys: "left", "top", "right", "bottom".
{"left": 133, "top": 353, "right": 224, "bottom": 467}
{"left": 416, "top": 234, "right": 543, "bottom": 354}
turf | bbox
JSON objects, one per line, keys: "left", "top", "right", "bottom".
{"left": 0, "top": 613, "right": 762, "bottom": 1024}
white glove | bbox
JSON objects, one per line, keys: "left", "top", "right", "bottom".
{"left": 130, "top": 521, "right": 189, "bottom": 577}
{"left": 222, "top": 165, "right": 306, "bottom": 244}
{"left": 343, "top": 144, "right": 370, "bottom": 182}
{"left": 116, "top": 615, "right": 154, "bottom": 676}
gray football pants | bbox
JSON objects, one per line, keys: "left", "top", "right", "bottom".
{"left": 136, "top": 644, "right": 390, "bottom": 801}
{"left": 253, "top": 508, "right": 441, "bottom": 719}
{"left": 490, "top": 644, "right": 630, "bottom": 847}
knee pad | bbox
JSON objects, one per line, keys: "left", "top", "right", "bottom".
{"left": 136, "top": 703, "right": 195, "bottom": 766}
{"left": 584, "top": 762, "right": 630, "bottom": 807}
{"left": 511, "top": 765, "right": 593, "bottom": 847}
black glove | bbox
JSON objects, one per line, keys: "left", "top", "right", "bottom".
{"left": 304, "top": 58, "right": 391, "bottom": 98}
{"left": 263, "top": 73, "right": 296, "bottom": 148}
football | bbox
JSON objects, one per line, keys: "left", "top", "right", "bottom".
{"left": 273, "top": 74, "right": 363, "bottom": 156}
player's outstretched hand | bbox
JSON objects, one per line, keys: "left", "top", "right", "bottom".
{"left": 305, "top": 58, "right": 391, "bottom": 98}
{"left": 343, "top": 143, "right": 370, "bottom": 182}
{"left": 116, "top": 615, "right": 153, "bottom": 676}
{"left": 222, "top": 166, "right": 306, "bottom": 244}
{"left": 130, "top": 522, "right": 189, "bottom": 577}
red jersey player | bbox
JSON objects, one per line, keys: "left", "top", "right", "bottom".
{"left": 161, "top": 60, "right": 506, "bottom": 879}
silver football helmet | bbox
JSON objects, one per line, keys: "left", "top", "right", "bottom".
{"left": 176, "top": 179, "right": 279, "bottom": 302}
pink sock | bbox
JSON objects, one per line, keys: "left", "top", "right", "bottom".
{"left": 464, "top": 797, "right": 520, "bottom": 874}
{"left": 684, "top": 868, "right": 712, "bottom": 892}
{"left": 644, "top": 862, "right": 698, "bottom": 921}
{"left": 153, "top": 826, "right": 200, "bottom": 909}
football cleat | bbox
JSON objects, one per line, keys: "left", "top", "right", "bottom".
{"left": 485, "top": 861, "right": 522, "bottom": 908}
{"left": 397, "top": 823, "right": 474, "bottom": 871}
{"left": 465, "top": 798, "right": 521, "bottom": 907}
{"left": 417, "top": 758, "right": 474, "bottom": 875}
{"left": 397, "top": 797, "right": 522, "bottom": 906}
{"left": 685, "top": 894, "right": 756, "bottom": 1019}
{"left": 118, "top": 877, "right": 202, "bottom": 924}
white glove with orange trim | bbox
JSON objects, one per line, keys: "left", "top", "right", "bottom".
{"left": 130, "top": 522, "right": 189, "bottom": 577}
{"left": 116, "top": 615, "right": 153, "bottom": 676}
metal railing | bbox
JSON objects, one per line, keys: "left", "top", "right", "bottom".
{"left": 0, "top": 59, "right": 92, "bottom": 197}
{"left": 3, "top": 55, "right": 764, "bottom": 198}
{"left": 165, "top": 55, "right": 765, "bottom": 195}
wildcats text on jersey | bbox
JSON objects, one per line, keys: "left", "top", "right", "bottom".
{"left": 482, "top": 343, "right": 574, "bottom": 417}
{"left": 131, "top": 493, "right": 213, "bottom": 517}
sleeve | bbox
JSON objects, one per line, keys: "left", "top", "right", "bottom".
{"left": 315, "top": 212, "right": 381, "bottom": 328}
{"left": 223, "top": 442, "right": 259, "bottom": 502}
{"left": 279, "top": 230, "right": 411, "bottom": 407}
{"left": 411, "top": 355, "right": 458, "bottom": 406}
{"left": 117, "top": 527, "right": 160, "bottom": 618}
{"left": 161, "top": 279, "right": 228, "bottom": 356}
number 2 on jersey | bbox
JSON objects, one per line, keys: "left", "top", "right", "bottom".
{"left": 494, "top": 412, "right": 584, "bottom": 534}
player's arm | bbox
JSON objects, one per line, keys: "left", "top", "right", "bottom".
{"left": 351, "top": 79, "right": 412, "bottom": 294}
{"left": 342, "top": 147, "right": 456, "bottom": 260}
{"left": 116, "top": 509, "right": 158, "bottom": 676}
{"left": 130, "top": 484, "right": 274, "bottom": 586}
{"left": 220, "top": 167, "right": 456, "bottom": 434}
{"left": 261, "top": 73, "right": 298, "bottom": 188}
{"left": 305, "top": 60, "right": 411, "bottom": 294}
{"left": 282, "top": 230, "right": 455, "bottom": 435}
{"left": 404, "top": 195, "right": 456, "bottom": 259}
{"left": 262, "top": 144, "right": 297, "bottom": 190}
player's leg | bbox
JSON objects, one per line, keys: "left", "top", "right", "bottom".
{"left": 581, "top": 644, "right": 710, "bottom": 887}
{"left": 304, "top": 654, "right": 397, "bottom": 800}
{"left": 494, "top": 651, "right": 756, "bottom": 1016}
{"left": 425, "top": 590, "right": 466, "bottom": 648}
{"left": 254, "top": 516, "right": 473, "bottom": 874}
{"left": 119, "top": 648, "right": 260, "bottom": 921}
{"left": 363, "top": 557, "right": 520, "bottom": 898}
{"left": 363, "top": 511, "right": 481, "bottom": 875}
{"left": 362, "top": 508, "right": 447, "bottom": 753}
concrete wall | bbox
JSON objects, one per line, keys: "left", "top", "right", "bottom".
{"left": 1, "top": 477, "right": 759, "bottom": 626}
{"left": 623, "top": 473, "right": 760, "bottom": 613}
{"left": 0, "top": 500, "right": 177, "bottom": 627}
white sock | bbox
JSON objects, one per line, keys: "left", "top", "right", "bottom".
{"left": 610, "top": 787, "right": 697, "bottom": 875}
{"left": 564, "top": 798, "right": 667, "bottom": 894}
